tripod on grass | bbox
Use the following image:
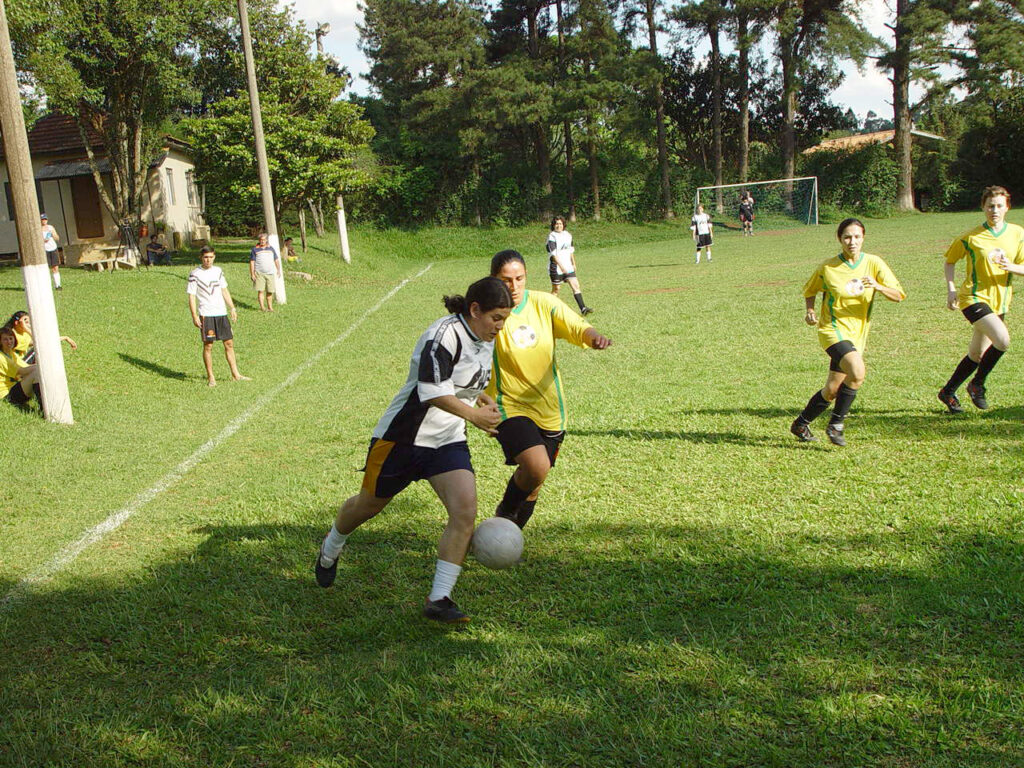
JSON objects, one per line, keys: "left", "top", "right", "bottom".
{"left": 116, "top": 223, "right": 146, "bottom": 270}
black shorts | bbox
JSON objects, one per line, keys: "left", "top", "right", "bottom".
{"left": 200, "top": 315, "right": 233, "bottom": 343}
{"left": 360, "top": 438, "right": 473, "bottom": 498}
{"left": 826, "top": 340, "right": 857, "bottom": 372}
{"left": 5, "top": 382, "right": 30, "bottom": 406}
{"left": 45, "top": 249, "right": 59, "bottom": 268}
{"left": 549, "top": 259, "right": 575, "bottom": 285}
{"left": 695, "top": 233, "right": 713, "bottom": 248}
{"left": 739, "top": 211, "right": 753, "bottom": 223}
{"left": 962, "top": 303, "right": 1002, "bottom": 324}
{"left": 496, "top": 415, "right": 564, "bottom": 467}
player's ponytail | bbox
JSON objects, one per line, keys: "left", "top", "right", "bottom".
{"left": 444, "top": 277, "right": 513, "bottom": 315}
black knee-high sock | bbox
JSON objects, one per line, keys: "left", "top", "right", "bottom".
{"left": 944, "top": 355, "right": 979, "bottom": 393}
{"left": 515, "top": 500, "right": 537, "bottom": 529}
{"left": 972, "top": 346, "right": 1005, "bottom": 386}
{"left": 798, "top": 391, "right": 830, "bottom": 424}
{"left": 495, "top": 474, "right": 530, "bottom": 519}
{"left": 829, "top": 383, "right": 858, "bottom": 424}
{"left": 574, "top": 292, "right": 586, "bottom": 311}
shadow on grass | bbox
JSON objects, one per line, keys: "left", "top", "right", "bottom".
{"left": 2, "top": 516, "right": 1020, "bottom": 766}
{"left": 624, "top": 263, "right": 680, "bottom": 269}
{"left": 575, "top": 427, "right": 779, "bottom": 446}
{"left": 118, "top": 353, "right": 188, "bottom": 381}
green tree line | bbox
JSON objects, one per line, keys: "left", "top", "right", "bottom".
{"left": 8, "top": 0, "right": 1024, "bottom": 232}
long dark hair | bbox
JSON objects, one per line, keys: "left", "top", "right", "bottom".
{"left": 836, "top": 218, "right": 865, "bottom": 239}
{"left": 7, "top": 310, "right": 27, "bottom": 327}
{"left": 490, "top": 249, "right": 525, "bottom": 277}
{"left": 443, "top": 276, "right": 514, "bottom": 315}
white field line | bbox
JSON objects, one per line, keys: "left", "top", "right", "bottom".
{"left": 1, "top": 264, "right": 433, "bottom": 613}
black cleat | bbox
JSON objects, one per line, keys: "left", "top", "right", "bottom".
{"left": 966, "top": 381, "right": 988, "bottom": 410}
{"left": 314, "top": 545, "right": 338, "bottom": 588}
{"left": 937, "top": 388, "right": 964, "bottom": 414}
{"left": 581, "top": 307, "right": 594, "bottom": 316}
{"left": 790, "top": 419, "right": 816, "bottom": 442}
{"left": 423, "top": 596, "right": 470, "bottom": 624}
{"left": 825, "top": 423, "right": 846, "bottom": 447}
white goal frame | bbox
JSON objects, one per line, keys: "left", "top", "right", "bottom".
{"left": 695, "top": 176, "right": 819, "bottom": 226}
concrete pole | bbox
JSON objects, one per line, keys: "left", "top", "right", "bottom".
{"left": 0, "top": 0, "right": 72, "bottom": 423}
{"left": 336, "top": 194, "right": 350, "bottom": 264}
{"left": 238, "top": 0, "right": 285, "bottom": 303}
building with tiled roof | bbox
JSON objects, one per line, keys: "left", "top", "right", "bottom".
{"left": 0, "top": 113, "right": 207, "bottom": 265}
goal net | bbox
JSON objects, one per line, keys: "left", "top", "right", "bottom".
{"left": 694, "top": 177, "right": 819, "bottom": 229}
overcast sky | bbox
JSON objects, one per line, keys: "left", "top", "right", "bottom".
{"left": 289, "top": 0, "right": 902, "bottom": 120}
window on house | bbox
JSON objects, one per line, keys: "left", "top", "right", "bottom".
{"left": 165, "top": 168, "right": 176, "bottom": 205}
{"left": 185, "top": 170, "right": 197, "bottom": 206}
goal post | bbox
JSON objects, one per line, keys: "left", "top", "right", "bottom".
{"left": 694, "top": 176, "right": 819, "bottom": 228}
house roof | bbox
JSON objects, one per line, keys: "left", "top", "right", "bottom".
{"left": 0, "top": 113, "right": 193, "bottom": 159}
{"left": 803, "top": 128, "right": 946, "bottom": 154}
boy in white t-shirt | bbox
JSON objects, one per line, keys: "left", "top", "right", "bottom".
{"left": 187, "top": 246, "right": 251, "bottom": 387}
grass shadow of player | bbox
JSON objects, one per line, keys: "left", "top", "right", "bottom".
{"left": 118, "top": 352, "right": 188, "bottom": 381}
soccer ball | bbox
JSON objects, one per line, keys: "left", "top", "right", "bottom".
{"left": 472, "top": 517, "right": 524, "bottom": 570}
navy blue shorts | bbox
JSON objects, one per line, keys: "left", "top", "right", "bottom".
{"left": 360, "top": 438, "right": 473, "bottom": 498}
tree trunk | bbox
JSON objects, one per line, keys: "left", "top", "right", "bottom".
{"left": 779, "top": 39, "right": 797, "bottom": 211}
{"left": 711, "top": 20, "right": 723, "bottom": 213}
{"left": 534, "top": 123, "right": 553, "bottom": 222}
{"left": 555, "top": 0, "right": 576, "bottom": 222}
{"left": 646, "top": 0, "right": 674, "bottom": 218}
{"left": 737, "top": 14, "right": 751, "bottom": 183}
{"left": 472, "top": 154, "right": 482, "bottom": 226}
{"left": 298, "top": 206, "right": 307, "bottom": 251}
{"left": 892, "top": 0, "right": 915, "bottom": 211}
{"left": 587, "top": 122, "right": 600, "bottom": 221}
{"left": 308, "top": 199, "right": 326, "bottom": 236}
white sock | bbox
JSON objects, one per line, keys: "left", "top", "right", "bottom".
{"left": 428, "top": 559, "right": 462, "bottom": 602}
{"left": 320, "top": 526, "right": 348, "bottom": 565}
{"left": 53, "top": 272, "right": 61, "bottom": 288}
{"left": 695, "top": 253, "right": 700, "bottom": 263}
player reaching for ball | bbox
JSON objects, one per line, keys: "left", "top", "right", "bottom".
{"left": 790, "top": 218, "right": 905, "bottom": 446}
{"left": 315, "top": 277, "right": 514, "bottom": 624}
{"left": 488, "top": 250, "right": 612, "bottom": 529}
{"left": 937, "top": 185, "right": 1024, "bottom": 413}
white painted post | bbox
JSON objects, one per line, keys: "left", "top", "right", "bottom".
{"left": 336, "top": 194, "right": 350, "bottom": 264}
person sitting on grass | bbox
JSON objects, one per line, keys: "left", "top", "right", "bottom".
{"left": 0, "top": 324, "right": 40, "bottom": 413}
{"left": 283, "top": 237, "right": 300, "bottom": 263}
{"left": 7, "top": 310, "right": 77, "bottom": 364}
{"left": 145, "top": 233, "right": 170, "bottom": 266}
{"left": 187, "top": 246, "right": 251, "bottom": 387}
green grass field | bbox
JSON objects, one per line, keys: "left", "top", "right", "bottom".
{"left": 1, "top": 213, "right": 1022, "bottom": 767}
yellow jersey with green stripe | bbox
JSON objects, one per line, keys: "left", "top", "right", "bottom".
{"left": 13, "top": 328, "right": 31, "bottom": 360}
{"left": 0, "top": 349, "right": 26, "bottom": 396}
{"left": 803, "top": 252, "right": 905, "bottom": 352}
{"left": 944, "top": 221, "right": 1024, "bottom": 314}
{"left": 486, "top": 290, "right": 593, "bottom": 431}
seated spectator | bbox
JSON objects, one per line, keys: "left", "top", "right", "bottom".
{"left": 7, "top": 310, "right": 78, "bottom": 364}
{"left": 283, "top": 237, "right": 300, "bottom": 263}
{"left": 0, "top": 324, "right": 40, "bottom": 412}
{"left": 145, "top": 233, "right": 171, "bottom": 265}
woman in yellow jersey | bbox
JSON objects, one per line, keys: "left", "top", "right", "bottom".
{"left": 790, "top": 218, "right": 905, "bottom": 446}
{"left": 0, "top": 325, "right": 40, "bottom": 411}
{"left": 7, "top": 310, "right": 78, "bottom": 363}
{"left": 488, "top": 250, "right": 612, "bottom": 528}
{"left": 938, "top": 186, "right": 1024, "bottom": 413}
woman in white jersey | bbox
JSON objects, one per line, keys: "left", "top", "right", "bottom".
{"left": 547, "top": 215, "right": 594, "bottom": 315}
{"left": 316, "top": 277, "right": 514, "bottom": 624}
{"left": 691, "top": 204, "right": 713, "bottom": 264}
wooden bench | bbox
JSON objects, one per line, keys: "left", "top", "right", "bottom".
{"left": 78, "top": 245, "right": 138, "bottom": 271}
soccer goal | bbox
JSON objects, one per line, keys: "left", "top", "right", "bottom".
{"left": 695, "top": 177, "right": 819, "bottom": 228}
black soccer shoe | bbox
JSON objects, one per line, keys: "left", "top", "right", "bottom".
{"left": 314, "top": 546, "right": 338, "bottom": 588}
{"left": 423, "top": 597, "right": 470, "bottom": 624}
{"left": 825, "top": 423, "right": 846, "bottom": 447}
{"left": 937, "top": 388, "right": 964, "bottom": 414}
{"left": 581, "top": 306, "right": 594, "bottom": 316}
{"left": 790, "top": 418, "right": 816, "bottom": 442}
{"left": 966, "top": 381, "right": 989, "bottom": 410}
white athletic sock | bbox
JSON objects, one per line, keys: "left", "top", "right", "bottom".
{"left": 695, "top": 253, "right": 700, "bottom": 263}
{"left": 428, "top": 559, "right": 462, "bottom": 602}
{"left": 52, "top": 272, "right": 61, "bottom": 288}
{"left": 320, "top": 526, "right": 348, "bottom": 565}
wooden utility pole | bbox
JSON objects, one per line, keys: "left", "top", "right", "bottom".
{"left": 238, "top": 0, "right": 285, "bottom": 303}
{"left": 0, "top": 0, "right": 72, "bottom": 423}
{"left": 336, "top": 194, "right": 350, "bottom": 264}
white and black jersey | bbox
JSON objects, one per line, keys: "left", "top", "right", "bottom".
{"left": 187, "top": 265, "right": 228, "bottom": 316}
{"left": 547, "top": 229, "right": 574, "bottom": 274}
{"left": 373, "top": 314, "right": 494, "bottom": 449}
{"left": 691, "top": 212, "right": 712, "bottom": 236}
